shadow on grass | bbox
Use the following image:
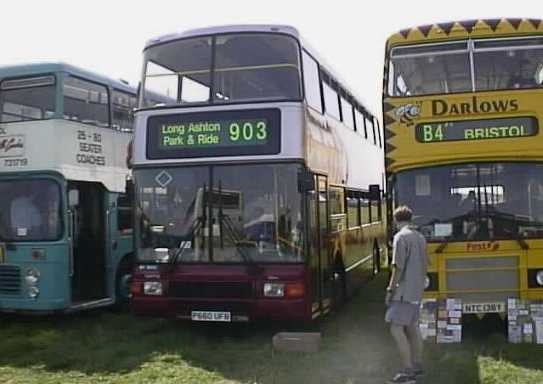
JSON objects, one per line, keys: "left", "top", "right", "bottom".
{"left": 1, "top": 273, "right": 536, "bottom": 383}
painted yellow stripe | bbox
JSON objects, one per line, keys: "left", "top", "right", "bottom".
{"left": 446, "top": 267, "right": 518, "bottom": 273}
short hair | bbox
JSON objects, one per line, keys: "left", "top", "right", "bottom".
{"left": 394, "top": 205, "right": 412, "bottom": 222}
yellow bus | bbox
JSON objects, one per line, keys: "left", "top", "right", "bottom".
{"left": 383, "top": 18, "right": 543, "bottom": 315}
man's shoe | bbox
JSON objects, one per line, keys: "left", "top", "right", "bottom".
{"left": 386, "top": 371, "right": 416, "bottom": 384}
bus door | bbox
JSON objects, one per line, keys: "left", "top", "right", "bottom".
{"left": 68, "top": 181, "right": 107, "bottom": 303}
{"left": 312, "top": 175, "right": 333, "bottom": 314}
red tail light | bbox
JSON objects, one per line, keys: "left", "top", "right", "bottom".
{"left": 130, "top": 281, "right": 142, "bottom": 295}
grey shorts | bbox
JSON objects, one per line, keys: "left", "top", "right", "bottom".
{"left": 385, "top": 301, "right": 420, "bottom": 326}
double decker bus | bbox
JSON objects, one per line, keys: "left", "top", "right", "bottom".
{"left": 130, "top": 25, "right": 386, "bottom": 322}
{"left": 0, "top": 62, "right": 142, "bottom": 313}
{"left": 384, "top": 18, "right": 543, "bottom": 315}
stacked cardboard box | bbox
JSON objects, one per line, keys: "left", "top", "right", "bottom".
{"left": 419, "top": 298, "right": 438, "bottom": 342}
{"left": 508, "top": 299, "right": 543, "bottom": 344}
{"left": 436, "top": 298, "right": 462, "bottom": 343}
{"left": 419, "top": 298, "right": 462, "bottom": 343}
{"left": 531, "top": 302, "right": 543, "bottom": 344}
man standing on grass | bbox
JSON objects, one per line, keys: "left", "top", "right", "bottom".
{"left": 385, "top": 206, "right": 429, "bottom": 384}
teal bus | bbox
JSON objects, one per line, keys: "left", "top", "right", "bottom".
{"left": 0, "top": 62, "right": 147, "bottom": 313}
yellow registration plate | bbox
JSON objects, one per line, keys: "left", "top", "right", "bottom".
{"left": 463, "top": 302, "right": 506, "bottom": 314}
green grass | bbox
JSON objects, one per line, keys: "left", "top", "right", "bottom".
{"left": 1, "top": 274, "right": 543, "bottom": 383}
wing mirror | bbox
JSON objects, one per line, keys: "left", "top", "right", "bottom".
{"left": 68, "top": 189, "right": 79, "bottom": 207}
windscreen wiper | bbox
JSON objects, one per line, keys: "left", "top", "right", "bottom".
{"left": 435, "top": 237, "right": 452, "bottom": 254}
{"left": 219, "top": 212, "right": 254, "bottom": 264}
{"left": 170, "top": 216, "right": 205, "bottom": 264}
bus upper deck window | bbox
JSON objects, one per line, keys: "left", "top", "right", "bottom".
{"left": 213, "top": 34, "right": 301, "bottom": 103}
{"left": 143, "top": 37, "right": 212, "bottom": 105}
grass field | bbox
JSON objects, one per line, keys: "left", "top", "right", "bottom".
{"left": 1, "top": 274, "right": 543, "bottom": 384}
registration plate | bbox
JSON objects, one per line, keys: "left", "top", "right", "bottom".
{"left": 463, "top": 302, "right": 506, "bottom": 314}
{"left": 191, "top": 311, "right": 231, "bottom": 322}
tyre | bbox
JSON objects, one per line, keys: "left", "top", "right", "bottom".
{"left": 114, "top": 259, "right": 133, "bottom": 310}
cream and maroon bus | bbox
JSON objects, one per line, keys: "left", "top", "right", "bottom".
{"left": 130, "top": 25, "right": 386, "bottom": 322}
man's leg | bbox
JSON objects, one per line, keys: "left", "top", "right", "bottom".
{"left": 405, "top": 320, "right": 423, "bottom": 369}
{"left": 390, "top": 324, "right": 412, "bottom": 370}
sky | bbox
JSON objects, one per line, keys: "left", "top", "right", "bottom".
{"left": 1, "top": 1, "right": 538, "bottom": 115}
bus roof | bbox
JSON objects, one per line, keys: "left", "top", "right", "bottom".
{"left": 144, "top": 24, "right": 301, "bottom": 49}
{"left": 144, "top": 24, "right": 374, "bottom": 116}
{"left": 0, "top": 61, "right": 137, "bottom": 94}
{"left": 386, "top": 18, "right": 543, "bottom": 47}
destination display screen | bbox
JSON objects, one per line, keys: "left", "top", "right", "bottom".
{"left": 415, "top": 117, "right": 538, "bottom": 143}
{"left": 146, "top": 108, "right": 281, "bottom": 159}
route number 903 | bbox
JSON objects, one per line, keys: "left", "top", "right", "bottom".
{"left": 229, "top": 121, "right": 267, "bottom": 142}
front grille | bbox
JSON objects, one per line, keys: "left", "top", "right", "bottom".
{"left": 445, "top": 256, "right": 519, "bottom": 303}
{"left": 169, "top": 281, "right": 253, "bottom": 299}
{"left": 0, "top": 265, "right": 21, "bottom": 295}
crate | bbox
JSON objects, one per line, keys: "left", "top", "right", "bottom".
{"left": 272, "top": 332, "right": 321, "bottom": 353}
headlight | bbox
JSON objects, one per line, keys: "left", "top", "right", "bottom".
{"left": 26, "top": 267, "right": 40, "bottom": 279}
{"left": 424, "top": 275, "right": 431, "bottom": 289}
{"left": 25, "top": 275, "right": 39, "bottom": 286}
{"left": 536, "top": 271, "right": 543, "bottom": 286}
{"left": 28, "top": 286, "right": 40, "bottom": 299}
{"left": 264, "top": 283, "right": 285, "bottom": 297}
{"left": 153, "top": 248, "right": 170, "bottom": 263}
{"left": 143, "top": 281, "right": 163, "bottom": 295}
{"left": 25, "top": 268, "right": 40, "bottom": 286}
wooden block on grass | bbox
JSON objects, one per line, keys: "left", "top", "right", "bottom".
{"left": 272, "top": 332, "right": 321, "bottom": 353}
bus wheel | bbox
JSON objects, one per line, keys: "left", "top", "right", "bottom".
{"left": 115, "top": 260, "right": 133, "bottom": 309}
{"left": 333, "top": 258, "right": 347, "bottom": 308}
{"left": 373, "top": 243, "right": 381, "bottom": 276}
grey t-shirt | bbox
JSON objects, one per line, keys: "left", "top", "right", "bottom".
{"left": 391, "top": 225, "right": 428, "bottom": 303}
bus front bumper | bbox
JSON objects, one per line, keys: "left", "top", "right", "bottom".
{"left": 131, "top": 296, "right": 309, "bottom": 322}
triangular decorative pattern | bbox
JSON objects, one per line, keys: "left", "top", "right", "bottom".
{"left": 438, "top": 22, "right": 455, "bottom": 35}
{"left": 507, "top": 18, "right": 522, "bottom": 30}
{"left": 383, "top": 102, "right": 396, "bottom": 113}
{"left": 529, "top": 19, "right": 543, "bottom": 29}
{"left": 384, "top": 114, "right": 396, "bottom": 126}
{"left": 418, "top": 25, "right": 433, "bottom": 37}
{"left": 384, "top": 128, "right": 396, "bottom": 141}
{"left": 483, "top": 18, "right": 501, "bottom": 31}
{"left": 459, "top": 19, "right": 477, "bottom": 33}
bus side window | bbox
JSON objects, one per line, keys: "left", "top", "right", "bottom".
{"left": 370, "top": 199, "right": 381, "bottom": 222}
{"left": 354, "top": 107, "right": 364, "bottom": 135}
{"left": 341, "top": 97, "right": 355, "bottom": 130}
{"left": 329, "top": 186, "right": 345, "bottom": 232}
{"left": 302, "top": 50, "right": 323, "bottom": 113}
{"left": 363, "top": 115, "right": 370, "bottom": 140}
{"left": 117, "top": 193, "right": 133, "bottom": 234}
{"left": 63, "top": 76, "right": 109, "bottom": 128}
{"left": 367, "top": 116, "right": 376, "bottom": 145}
{"left": 361, "top": 198, "right": 371, "bottom": 224}
{"left": 322, "top": 76, "right": 340, "bottom": 120}
{"left": 374, "top": 117, "right": 382, "bottom": 148}
{"left": 112, "top": 90, "right": 137, "bottom": 132}
{"left": 347, "top": 194, "right": 360, "bottom": 228}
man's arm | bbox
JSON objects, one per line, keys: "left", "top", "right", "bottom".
{"left": 387, "top": 265, "right": 402, "bottom": 291}
{"left": 386, "top": 236, "right": 406, "bottom": 304}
